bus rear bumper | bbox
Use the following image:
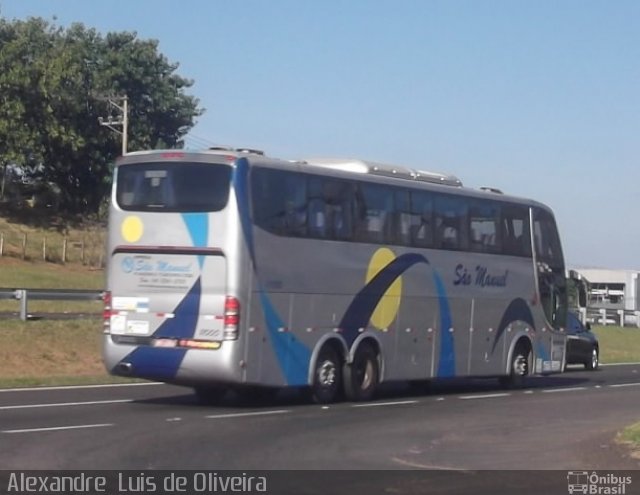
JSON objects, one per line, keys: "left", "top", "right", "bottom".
{"left": 102, "top": 335, "right": 244, "bottom": 386}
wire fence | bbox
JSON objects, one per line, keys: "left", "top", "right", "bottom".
{"left": 0, "top": 229, "right": 105, "bottom": 268}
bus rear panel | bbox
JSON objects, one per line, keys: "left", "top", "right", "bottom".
{"left": 103, "top": 151, "right": 248, "bottom": 386}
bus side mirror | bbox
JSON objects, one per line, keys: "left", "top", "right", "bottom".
{"left": 585, "top": 322, "right": 591, "bottom": 331}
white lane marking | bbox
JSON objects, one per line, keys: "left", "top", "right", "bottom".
{"left": 351, "top": 400, "right": 418, "bottom": 408}
{"left": 0, "top": 399, "right": 132, "bottom": 411}
{"left": 2, "top": 423, "right": 114, "bottom": 434}
{"left": 541, "top": 387, "right": 588, "bottom": 394}
{"left": 391, "top": 457, "right": 470, "bottom": 471}
{"left": 0, "top": 382, "right": 162, "bottom": 393}
{"left": 459, "top": 393, "right": 510, "bottom": 400}
{"left": 609, "top": 382, "right": 640, "bottom": 388}
{"left": 205, "top": 410, "right": 290, "bottom": 419}
{"left": 600, "top": 362, "right": 640, "bottom": 367}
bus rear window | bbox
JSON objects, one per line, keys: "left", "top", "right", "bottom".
{"left": 116, "top": 162, "right": 232, "bottom": 212}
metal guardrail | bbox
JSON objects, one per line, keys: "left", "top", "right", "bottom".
{"left": 0, "top": 288, "right": 103, "bottom": 321}
{"left": 581, "top": 307, "right": 640, "bottom": 328}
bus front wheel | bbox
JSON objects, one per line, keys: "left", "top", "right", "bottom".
{"left": 499, "top": 343, "right": 531, "bottom": 390}
{"left": 344, "top": 343, "right": 379, "bottom": 401}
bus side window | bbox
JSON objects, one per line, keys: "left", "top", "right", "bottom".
{"left": 469, "top": 201, "right": 500, "bottom": 254}
{"left": 330, "top": 181, "right": 355, "bottom": 241}
{"left": 438, "top": 219, "right": 459, "bottom": 249}
{"left": 409, "top": 190, "right": 433, "bottom": 248}
{"left": 308, "top": 198, "right": 326, "bottom": 238}
{"left": 308, "top": 177, "right": 354, "bottom": 241}
{"left": 502, "top": 206, "right": 531, "bottom": 257}
{"left": 393, "top": 189, "right": 412, "bottom": 246}
{"left": 251, "top": 168, "right": 307, "bottom": 236}
{"left": 356, "top": 183, "right": 392, "bottom": 244}
{"left": 282, "top": 174, "right": 307, "bottom": 236}
{"left": 329, "top": 203, "right": 350, "bottom": 240}
{"left": 435, "top": 195, "right": 467, "bottom": 250}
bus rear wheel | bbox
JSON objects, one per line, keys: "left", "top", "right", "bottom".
{"left": 343, "top": 343, "right": 379, "bottom": 401}
{"left": 311, "top": 345, "right": 342, "bottom": 404}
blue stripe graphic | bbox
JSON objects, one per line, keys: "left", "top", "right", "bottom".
{"left": 433, "top": 272, "right": 455, "bottom": 377}
{"left": 115, "top": 346, "right": 188, "bottom": 381}
{"left": 182, "top": 212, "right": 208, "bottom": 269}
{"left": 153, "top": 278, "right": 202, "bottom": 339}
{"left": 259, "top": 290, "right": 311, "bottom": 386}
{"left": 232, "top": 158, "right": 257, "bottom": 265}
{"left": 233, "top": 157, "right": 311, "bottom": 385}
{"left": 116, "top": 278, "right": 202, "bottom": 380}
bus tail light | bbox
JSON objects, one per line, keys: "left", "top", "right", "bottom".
{"left": 223, "top": 296, "right": 240, "bottom": 340}
{"left": 103, "top": 291, "right": 112, "bottom": 334}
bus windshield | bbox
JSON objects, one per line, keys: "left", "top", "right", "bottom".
{"left": 116, "top": 162, "right": 232, "bottom": 212}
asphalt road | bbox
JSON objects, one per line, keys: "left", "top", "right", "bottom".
{"left": 1, "top": 365, "right": 640, "bottom": 494}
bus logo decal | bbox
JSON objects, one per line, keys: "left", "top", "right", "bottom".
{"left": 454, "top": 264, "right": 509, "bottom": 288}
{"left": 122, "top": 257, "right": 135, "bottom": 273}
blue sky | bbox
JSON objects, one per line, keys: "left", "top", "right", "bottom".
{"left": 3, "top": 0, "right": 639, "bottom": 270}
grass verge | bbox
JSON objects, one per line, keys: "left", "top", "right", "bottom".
{"left": 0, "top": 317, "right": 140, "bottom": 388}
{"left": 616, "top": 422, "right": 640, "bottom": 460}
{"left": 593, "top": 326, "right": 640, "bottom": 364}
{"left": 0, "top": 257, "right": 104, "bottom": 288}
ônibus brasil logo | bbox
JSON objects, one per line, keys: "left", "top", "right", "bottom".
{"left": 567, "top": 471, "right": 632, "bottom": 495}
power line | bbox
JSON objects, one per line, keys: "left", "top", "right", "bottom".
{"left": 97, "top": 95, "right": 129, "bottom": 155}
{"left": 183, "top": 132, "right": 222, "bottom": 150}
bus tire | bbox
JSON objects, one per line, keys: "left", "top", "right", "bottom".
{"left": 343, "top": 343, "right": 379, "bottom": 402}
{"left": 311, "top": 345, "right": 342, "bottom": 404}
{"left": 194, "top": 385, "right": 227, "bottom": 406}
{"left": 499, "top": 341, "right": 531, "bottom": 390}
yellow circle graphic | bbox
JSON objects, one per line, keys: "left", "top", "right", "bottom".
{"left": 366, "top": 247, "right": 402, "bottom": 330}
{"left": 121, "top": 216, "right": 143, "bottom": 243}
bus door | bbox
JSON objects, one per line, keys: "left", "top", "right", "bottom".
{"left": 532, "top": 207, "right": 567, "bottom": 371}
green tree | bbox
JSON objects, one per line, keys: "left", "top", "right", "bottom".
{"left": 0, "top": 16, "right": 203, "bottom": 214}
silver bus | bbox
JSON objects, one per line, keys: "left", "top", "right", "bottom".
{"left": 103, "top": 148, "right": 568, "bottom": 403}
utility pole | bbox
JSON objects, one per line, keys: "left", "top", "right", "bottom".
{"left": 98, "top": 95, "right": 129, "bottom": 155}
